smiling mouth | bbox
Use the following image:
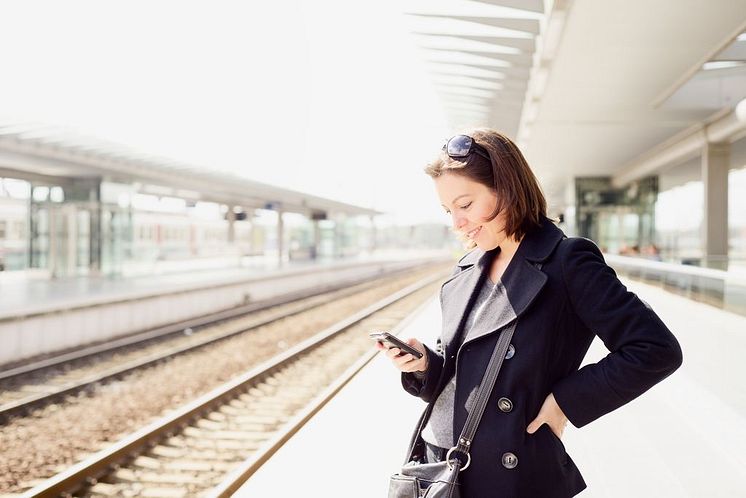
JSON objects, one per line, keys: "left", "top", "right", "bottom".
{"left": 466, "top": 226, "right": 481, "bottom": 239}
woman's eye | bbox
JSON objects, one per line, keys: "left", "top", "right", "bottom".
{"left": 459, "top": 202, "right": 472, "bottom": 210}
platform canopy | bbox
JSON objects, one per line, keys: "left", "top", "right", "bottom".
{"left": 0, "top": 123, "right": 379, "bottom": 217}
{"left": 406, "top": 0, "right": 746, "bottom": 213}
{"left": 405, "top": 0, "right": 544, "bottom": 139}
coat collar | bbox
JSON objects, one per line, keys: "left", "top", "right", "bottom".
{"left": 455, "top": 215, "right": 565, "bottom": 270}
{"left": 440, "top": 216, "right": 565, "bottom": 351}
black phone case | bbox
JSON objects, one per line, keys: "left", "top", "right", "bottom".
{"left": 370, "top": 332, "right": 423, "bottom": 359}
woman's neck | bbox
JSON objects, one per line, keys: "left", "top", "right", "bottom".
{"left": 490, "top": 234, "right": 523, "bottom": 282}
{"left": 498, "top": 234, "right": 522, "bottom": 262}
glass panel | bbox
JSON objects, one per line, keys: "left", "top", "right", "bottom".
{"left": 101, "top": 206, "right": 133, "bottom": 276}
{"left": 30, "top": 203, "right": 49, "bottom": 270}
{"left": 77, "top": 209, "right": 91, "bottom": 270}
{"left": 608, "top": 255, "right": 746, "bottom": 318}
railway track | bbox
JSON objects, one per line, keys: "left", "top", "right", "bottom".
{"left": 19, "top": 270, "right": 445, "bottom": 497}
{"left": 0, "top": 261, "right": 441, "bottom": 421}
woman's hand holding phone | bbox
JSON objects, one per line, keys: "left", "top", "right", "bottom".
{"left": 375, "top": 337, "right": 428, "bottom": 373}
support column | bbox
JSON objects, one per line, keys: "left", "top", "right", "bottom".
{"left": 312, "top": 220, "right": 321, "bottom": 260}
{"left": 247, "top": 209, "right": 256, "bottom": 255}
{"left": 48, "top": 202, "right": 58, "bottom": 279}
{"left": 64, "top": 204, "right": 77, "bottom": 277}
{"left": 88, "top": 181, "right": 102, "bottom": 276}
{"left": 334, "top": 215, "right": 344, "bottom": 258}
{"left": 277, "top": 210, "right": 284, "bottom": 267}
{"left": 702, "top": 142, "right": 729, "bottom": 267}
{"left": 369, "top": 215, "right": 377, "bottom": 252}
{"left": 226, "top": 206, "right": 236, "bottom": 244}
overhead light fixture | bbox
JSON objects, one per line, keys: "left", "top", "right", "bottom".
{"left": 702, "top": 61, "right": 745, "bottom": 70}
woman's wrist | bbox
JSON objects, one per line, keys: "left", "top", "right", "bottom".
{"left": 412, "top": 368, "right": 427, "bottom": 379}
{"left": 414, "top": 349, "right": 429, "bottom": 375}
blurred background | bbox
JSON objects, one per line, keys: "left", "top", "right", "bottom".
{"left": 1, "top": 1, "right": 746, "bottom": 496}
{"left": 1, "top": 0, "right": 744, "bottom": 279}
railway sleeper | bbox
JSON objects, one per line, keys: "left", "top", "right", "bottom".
{"left": 164, "top": 436, "right": 261, "bottom": 451}
{"left": 112, "top": 468, "right": 207, "bottom": 485}
{"left": 181, "top": 427, "right": 268, "bottom": 441}
{"left": 149, "top": 444, "right": 243, "bottom": 462}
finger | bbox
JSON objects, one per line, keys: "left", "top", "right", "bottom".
{"left": 393, "top": 353, "right": 415, "bottom": 366}
{"left": 386, "top": 347, "right": 401, "bottom": 359}
{"left": 400, "top": 357, "right": 425, "bottom": 372}
{"left": 405, "top": 338, "right": 425, "bottom": 355}
{"left": 396, "top": 353, "right": 423, "bottom": 368}
{"left": 526, "top": 419, "right": 544, "bottom": 434}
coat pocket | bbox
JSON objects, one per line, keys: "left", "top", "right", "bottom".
{"left": 539, "top": 423, "right": 569, "bottom": 466}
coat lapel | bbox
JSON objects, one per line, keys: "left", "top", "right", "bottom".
{"left": 440, "top": 217, "right": 565, "bottom": 351}
{"left": 439, "top": 247, "right": 494, "bottom": 353}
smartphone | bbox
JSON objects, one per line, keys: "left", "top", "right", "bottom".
{"left": 369, "top": 331, "right": 423, "bottom": 359}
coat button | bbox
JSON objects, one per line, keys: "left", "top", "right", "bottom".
{"left": 502, "top": 452, "right": 518, "bottom": 469}
{"left": 505, "top": 344, "right": 515, "bottom": 360}
{"left": 497, "top": 397, "right": 513, "bottom": 413}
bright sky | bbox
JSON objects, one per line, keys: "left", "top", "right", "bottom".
{"left": 0, "top": 1, "right": 457, "bottom": 225}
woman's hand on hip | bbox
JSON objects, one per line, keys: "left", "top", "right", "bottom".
{"left": 527, "top": 392, "right": 568, "bottom": 439}
{"left": 376, "top": 338, "right": 428, "bottom": 373}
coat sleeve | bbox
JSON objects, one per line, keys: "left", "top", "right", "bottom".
{"left": 401, "top": 341, "right": 444, "bottom": 402}
{"left": 400, "top": 260, "right": 466, "bottom": 402}
{"left": 551, "top": 237, "right": 683, "bottom": 428}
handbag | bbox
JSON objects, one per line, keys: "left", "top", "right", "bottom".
{"left": 388, "top": 320, "right": 518, "bottom": 498}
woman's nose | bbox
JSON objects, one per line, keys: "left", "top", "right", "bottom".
{"left": 451, "top": 213, "right": 467, "bottom": 230}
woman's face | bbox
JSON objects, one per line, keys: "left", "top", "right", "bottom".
{"left": 434, "top": 172, "right": 507, "bottom": 251}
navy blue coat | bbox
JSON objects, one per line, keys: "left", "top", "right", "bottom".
{"left": 401, "top": 217, "right": 683, "bottom": 497}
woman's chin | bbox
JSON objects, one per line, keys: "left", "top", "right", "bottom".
{"left": 474, "top": 239, "right": 498, "bottom": 251}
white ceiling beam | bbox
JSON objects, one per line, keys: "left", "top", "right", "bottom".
{"left": 418, "top": 34, "right": 535, "bottom": 53}
{"left": 434, "top": 74, "right": 504, "bottom": 88}
{"left": 407, "top": 14, "right": 540, "bottom": 35}
{"left": 435, "top": 80, "right": 499, "bottom": 91}
{"left": 430, "top": 66, "right": 508, "bottom": 80}
{"left": 438, "top": 87, "right": 496, "bottom": 99}
{"left": 470, "top": 0, "right": 544, "bottom": 14}
{"left": 426, "top": 48, "right": 533, "bottom": 67}
{"left": 427, "top": 61, "right": 531, "bottom": 78}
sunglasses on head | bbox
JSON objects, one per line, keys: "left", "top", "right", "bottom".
{"left": 442, "top": 134, "right": 490, "bottom": 160}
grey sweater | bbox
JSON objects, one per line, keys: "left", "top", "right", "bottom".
{"left": 421, "top": 276, "right": 516, "bottom": 448}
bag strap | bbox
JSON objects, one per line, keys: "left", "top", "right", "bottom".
{"left": 403, "top": 261, "right": 543, "bottom": 468}
{"left": 445, "top": 319, "right": 517, "bottom": 470}
{"left": 448, "top": 260, "right": 542, "bottom": 470}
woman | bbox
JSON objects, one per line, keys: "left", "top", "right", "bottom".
{"left": 377, "top": 129, "right": 683, "bottom": 497}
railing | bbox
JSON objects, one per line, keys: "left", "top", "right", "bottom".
{"left": 605, "top": 254, "right": 746, "bottom": 317}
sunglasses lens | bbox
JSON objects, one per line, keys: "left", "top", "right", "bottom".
{"left": 446, "top": 135, "right": 473, "bottom": 157}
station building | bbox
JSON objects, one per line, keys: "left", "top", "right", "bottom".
{"left": 0, "top": 129, "right": 402, "bottom": 278}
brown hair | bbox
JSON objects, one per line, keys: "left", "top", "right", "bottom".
{"left": 424, "top": 128, "right": 547, "bottom": 243}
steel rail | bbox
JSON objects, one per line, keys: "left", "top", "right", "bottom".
{"left": 0, "top": 258, "right": 439, "bottom": 381}
{"left": 19, "top": 270, "right": 446, "bottom": 498}
{"left": 206, "top": 291, "right": 435, "bottom": 498}
{"left": 0, "top": 261, "right": 442, "bottom": 420}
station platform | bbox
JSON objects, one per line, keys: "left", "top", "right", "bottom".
{"left": 234, "top": 277, "right": 746, "bottom": 497}
{"left": 0, "top": 250, "right": 450, "bottom": 367}
{"left": 0, "top": 250, "right": 449, "bottom": 319}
